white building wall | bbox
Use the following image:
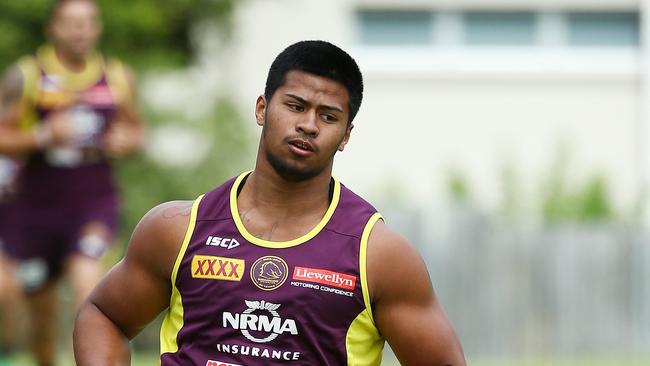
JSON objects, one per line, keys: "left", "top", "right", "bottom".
{"left": 226, "top": 0, "right": 644, "bottom": 217}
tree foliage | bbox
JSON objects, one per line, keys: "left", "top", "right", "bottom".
{"left": 0, "top": 0, "right": 235, "bottom": 70}
{"left": 540, "top": 145, "right": 613, "bottom": 223}
{"left": 0, "top": 0, "right": 250, "bottom": 241}
{"left": 115, "top": 99, "right": 255, "bottom": 246}
{"left": 1, "top": 0, "right": 250, "bottom": 348}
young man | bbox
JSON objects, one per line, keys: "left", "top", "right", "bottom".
{"left": 0, "top": 0, "right": 144, "bottom": 365}
{"left": 74, "top": 40, "right": 465, "bottom": 365}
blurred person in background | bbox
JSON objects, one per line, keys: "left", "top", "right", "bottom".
{"left": 0, "top": 0, "right": 144, "bottom": 365}
{"left": 74, "top": 40, "right": 465, "bottom": 366}
{"left": 0, "top": 156, "right": 21, "bottom": 366}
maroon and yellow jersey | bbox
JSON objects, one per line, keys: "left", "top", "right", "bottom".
{"left": 160, "top": 172, "right": 386, "bottom": 365}
{"left": 15, "top": 45, "right": 132, "bottom": 205}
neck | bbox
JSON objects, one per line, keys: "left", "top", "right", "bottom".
{"left": 241, "top": 164, "right": 333, "bottom": 218}
{"left": 54, "top": 48, "right": 87, "bottom": 72}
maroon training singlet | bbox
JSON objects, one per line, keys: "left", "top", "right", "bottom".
{"left": 160, "top": 172, "right": 386, "bottom": 365}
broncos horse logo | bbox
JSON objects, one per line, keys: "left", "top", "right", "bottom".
{"left": 257, "top": 261, "right": 283, "bottom": 280}
{"left": 250, "top": 256, "right": 288, "bottom": 291}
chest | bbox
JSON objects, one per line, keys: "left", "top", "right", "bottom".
{"left": 175, "top": 218, "right": 365, "bottom": 330}
{"left": 237, "top": 210, "right": 330, "bottom": 242}
{"left": 34, "top": 71, "right": 118, "bottom": 125}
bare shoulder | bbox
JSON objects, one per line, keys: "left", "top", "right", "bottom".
{"left": 366, "top": 220, "right": 418, "bottom": 258}
{"left": 366, "top": 220, "right": 432, "bottom": 303}
{"left": 0, "top": 64, "right": 23, "bottom": 91}
{"left": 366, "top": 220, "right": 466, "bottom": 365}
{"left": 0, "top": 65, "right": 24, "bottom": 114}
{"left": 125, "top": 200, "right": 195, "bottom": 279}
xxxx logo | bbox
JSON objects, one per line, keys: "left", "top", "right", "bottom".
{"left": 191, "top": 255, "right": 245, "bottom": 281}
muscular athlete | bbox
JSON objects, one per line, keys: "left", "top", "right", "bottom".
{"left": 0, "top": 1, "right": 144, "bottom": 365}
{"left": 74, "top": 40, "right": 464, "bottom": 365}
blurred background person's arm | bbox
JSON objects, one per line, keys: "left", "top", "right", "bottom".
{"left": 103, "top": 62, "right": 146, "bottom": 159}
{"left": 0, "top": 64, "right": 76, "bottom": 157}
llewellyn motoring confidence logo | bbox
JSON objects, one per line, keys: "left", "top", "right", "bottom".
{"left": 293, "top": 267, "right": 356, "bottom": 290}
{"left": 250, "top": 256, "right": 288, "bottom": 291}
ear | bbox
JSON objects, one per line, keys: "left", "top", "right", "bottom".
{"left": 338, "top": 123, "right": 354, "bottom": 152}
{"left": 255, "top": 95, "right": 267, "bottom": 126}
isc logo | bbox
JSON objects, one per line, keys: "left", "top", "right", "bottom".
{"left": 191, "top": 255, "right": 245, "bottom": 281}
{"left": 206, "top": 235, "right": 240, "bottom": 250}
{"left": 206, "top": 360, "right": 242, "bottom": 366}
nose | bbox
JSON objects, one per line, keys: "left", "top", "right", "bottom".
{"left": 296, "top": 110, "right": 319, "bottom": 137}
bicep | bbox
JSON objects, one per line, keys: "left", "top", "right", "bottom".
{"left": 88, "top": 201, "right": 191, "bottom": 339}
{"left": 368, "top": 223, "right": 465, "bottom": 365}
{"left": 374, "top": 285, "right": 464, "bottom": 365}
{"left": 89, "top": 256, "right": 171, "bottom": 339}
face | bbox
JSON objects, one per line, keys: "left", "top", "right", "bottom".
{"left": 256, "top": 70, "right": 353, "bottom": 182}
{"left": 49, "top": 0, "right": 102, "bottom": 59}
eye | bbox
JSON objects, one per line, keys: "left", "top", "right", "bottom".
{"left": 287, "top": 103, "right": 304, "bottom": 112}
{"left": 321, "top": 114, "right": 339, "bottom": 123}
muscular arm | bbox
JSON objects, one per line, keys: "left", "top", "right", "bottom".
{"left": 368, "top": 221, "right": 466, "bottom": 365}
{"left": 103, "top": 65, "right": 146, "bottom": 158}
{"left": 0, "top": 65, "right": 38, "bottom": 155}
{"left": 0, "top": 64, "right": 76, "bottom": 155}
{"left": 73, "top": 200, "right": 193, "bottom": 366}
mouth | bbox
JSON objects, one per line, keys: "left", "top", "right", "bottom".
{"left": 287, "top": 138, "right": 315, "bottom": 155}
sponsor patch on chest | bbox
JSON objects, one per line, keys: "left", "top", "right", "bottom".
{"left": 205, "top": 235, "right": 240, "bottom": 249}
{"left": 206, "top": 360, "right": 242, "bottom": 366}
{"left": 191, "top": 255, "right": 245, "bottom": 281}
{"left": 292, "top": 266, "right": 356, "bottom": 290}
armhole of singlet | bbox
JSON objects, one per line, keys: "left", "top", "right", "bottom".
{"left": 16, "top": 56, "right": 39, "bottom": 131}
{"left": 160, "top": 195, "right": 204, "bottom": 359}
{"left": 170, "top": 194, "right": 204, "bottom": 285}
{"left": 106, "top": 59, "right": 133, "bottom": 107}
{"left": 359, "top": 212, "right": 383, "bottom": 324}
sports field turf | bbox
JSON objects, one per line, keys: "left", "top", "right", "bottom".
{"left": 4, "top": 352, "right": 650, "bottom": 366}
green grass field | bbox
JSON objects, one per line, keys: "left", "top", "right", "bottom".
{"left": 1, "top": 352, "right": 160, "bottom": 366}
{"left": 466, "top": 357, "right": 650, "bottom": 366}
{"left": 3, "top": 352, "right": 650, "bottom": 366}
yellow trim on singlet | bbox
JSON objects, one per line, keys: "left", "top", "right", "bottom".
{"left": 229, "top": 171, "right": 341, "bottom": 249}
{"left": 16, "top": 45, "right": 130, "bottom": 131}
{"left": 346, "top": 212, "right": 384, "bottom": 365}
{"left": 105, "top": 59, "right": 133, "bottom": 106}
{"left": 16, "top": 56, "right": 39, "bottom": 131}
{"left": 360, "top": 212, "right": 382, "bottom": 322}
{"left": 159, "top": 195, "right": 204, "bottom": 358}
{"left": 37, "top": 44, "right": 104, "bottom": 91}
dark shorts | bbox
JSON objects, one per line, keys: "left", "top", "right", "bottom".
{"left": 0, "top": 201, "right": 17, "bottom": 254}
{"left": 5, "top": 193, "right": 119, "bottom": 292}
